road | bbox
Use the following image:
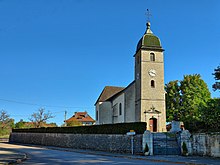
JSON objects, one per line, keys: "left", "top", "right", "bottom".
{"left": 0, "top": 143, "right": 173, "bottom": 165}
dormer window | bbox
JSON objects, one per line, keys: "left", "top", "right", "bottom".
{"left": 150, "top": 53, "right": 155, "bottom": 61}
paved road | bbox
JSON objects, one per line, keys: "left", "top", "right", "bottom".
{"left": 1, "top": 143, "right": 220, "bottom": 165}
{"left": 0, "top": 143, "right": 171, "bottom": 165}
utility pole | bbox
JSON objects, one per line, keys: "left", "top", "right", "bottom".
{"left": 64, "top": 110, "right": 67, "bottom": 126}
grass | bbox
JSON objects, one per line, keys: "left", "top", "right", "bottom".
{"left": 0, "top": 134, "right": 10, "bottom": 138}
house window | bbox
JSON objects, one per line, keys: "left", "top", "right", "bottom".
{"left": 119, "top": 103, "right": 122, "bottom": 115}
{"left": 151, "top": 80, "right": 155, "bottom": 88}
{"left": 150, "top": 53, "right": 155, "bottom": 61}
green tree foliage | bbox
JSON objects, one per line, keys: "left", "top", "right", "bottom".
{"left": 15, "top": 119, "right": 57, "bottom": 129}
{"left": 15, "top": 119, "right": 34, "bottom": 129}
{"left": 29, "top": 108, "right": 54, "bottom": 128}
{"left": 0, "top": 110, "right": 14, "bottom": 136}
{"left": 212, "top": 65, "right": 220, "bottom": 91}
{"left": 48, "top": 123, "right": 58, "bottom": 127}
{"left": 200, "top": 98, "right": 220, "bottom": 130}
{"left": 66, "top": 121, "right": 82, "bottom": 127}
{"left": 165, "top": 74, "right": 211, "bottom": 123}
{"left": 15, "top": 119, "right": 25, "bottom": 129}
{"left": 180, "top": 74, "right": 211, "bottom": 122}
{"left": 165, "top": 80, "right": 181, "bottom": 121}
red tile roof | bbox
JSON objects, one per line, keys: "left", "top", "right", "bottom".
{"left": 65, "top": 111, "right": 95, "bottom": 123}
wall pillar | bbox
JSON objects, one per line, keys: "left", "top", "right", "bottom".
{"left": 142, "top": 130, "right": 153, "bottom": 155}
{"left": 180, "top": 130, "right": 192, "bottom": 155}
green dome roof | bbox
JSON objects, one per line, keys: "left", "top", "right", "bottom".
{"left": 136, "top": 22, "right": 163, "bottom": 52}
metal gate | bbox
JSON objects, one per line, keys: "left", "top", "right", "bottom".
{"left": 153, "top": 133, "right": 181, "bottom": 155}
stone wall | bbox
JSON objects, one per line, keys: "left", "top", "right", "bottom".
{"left": 192, "top": 132, "right": 220, "bottom": 157}
{"left": 9, "top": 133, "right": 143, "bottom": 154}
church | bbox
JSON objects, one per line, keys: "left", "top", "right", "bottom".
{"left": 95, "top": 21, "right": 166, "bottom": 132}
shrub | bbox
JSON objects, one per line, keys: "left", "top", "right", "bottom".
{"left": 12, "top": 122, "right": 146, "bottom": 134}
{"left": 144, "top": 143, "right": 149, "bottom": 153}
{"left": 182, "top": 142, "right": 188, "bottom": 156}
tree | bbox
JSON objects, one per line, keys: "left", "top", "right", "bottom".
{"left": 165, "top": 80, "right": 181, "bottom": 121}
{"left": 47, "top": 123, "right": 58, "bottom": 127}
{"left": 0, "top": 110, "right": 14, "bottom": 136}
{"left": 0, "top": 110, "right": 9, "bottom": 129}
{"left": 15, "top": 119, "right": 35, "bottom": 129}
{"left": 29, "top": 108, "right": 54, "bottom": 128}
{"left": 66, "top": 120, "right": 82, "bottom": 127}
{"left": 200, "top": 98, "right": 220, "bottom": 131}
{"left": 15, "top": 119, "right": 25, "bottom": 129}
{"left": 213, "top": 65, "right": 220, "bottom": 91}
{"left": 165, "top": 74, "right": 211, "bottom": 123}
{"left": 180, "top": 74, "right": 211, "bottom": 123}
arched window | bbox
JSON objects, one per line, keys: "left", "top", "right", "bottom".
{"left": 151, "top": 80, "right": 155, "bottom": 88}
{"left": 150, "top": 53, "right": 155, "bottom": 61}
{"left": 119, "top": 103, "right": 122, "bottom": 115}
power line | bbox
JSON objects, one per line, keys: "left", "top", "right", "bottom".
{"left": 10, "top": 110, "right": 65, "bottom": 117}
{"left": 0, "top": 98, "right": 94, "bottom": 109}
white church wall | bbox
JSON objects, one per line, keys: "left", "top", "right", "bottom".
{"left": 95, "top": 104, "right": 99, "bottom": 124}
{"left": 124, "top": 83, "right": 136, "bottom": 122}
{"left": 112, "top": 94, "right": 125, "bottom": 123}
{"left": 98, "top": 102, "right": 112, "bottom": 124}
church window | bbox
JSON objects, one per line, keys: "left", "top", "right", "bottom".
{"left": 96, "top": 110, "right": 98, "bottom": 121}
{"left": 150, "top": 53, "right": 155, "bottom": 61}
{"left": 151, "top": 80, "right": 155, "bottom": 88}
{"left": 119, "top": 103, "right": 122, "bottom": 115}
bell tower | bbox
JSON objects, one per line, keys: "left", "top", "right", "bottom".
{"left": 134, "top": 21, "right": 166, "bottom": 132}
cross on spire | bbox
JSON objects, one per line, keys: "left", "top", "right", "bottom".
{"left": 145, "top": 9, "right": 152, "bottom": 22}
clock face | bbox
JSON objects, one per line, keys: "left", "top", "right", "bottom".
{"left": 148, "top": 69, "right": 156, "bottom": 77}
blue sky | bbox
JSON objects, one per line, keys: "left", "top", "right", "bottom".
{"left": 0, "top": 0, "right": 219, "bottom": 126}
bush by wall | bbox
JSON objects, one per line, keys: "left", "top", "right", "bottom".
{"left": 12, "top": 122, "right": 146, "bottom": 134}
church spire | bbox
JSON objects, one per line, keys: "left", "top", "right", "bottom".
{"left": 146, "top": 22, "right": 153, "bottom": 34}
{"left": 145, "top": 9, "right": 153, "bottom": 34}
{"left": 136, "top": 9, "right": 163, "bottom": 52}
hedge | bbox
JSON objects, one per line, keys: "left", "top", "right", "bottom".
{"left": 12, "top": 122, "right": 146, "bottom": 134}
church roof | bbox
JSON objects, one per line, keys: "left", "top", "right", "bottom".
{"left": 95, "top": 86, "right": 125, "bottom": 105}
{"left": 136, "top": 22, "right": 163, "bottom": 52}
{"left": 106, "top": 81, "right": 135, "bottom": 101}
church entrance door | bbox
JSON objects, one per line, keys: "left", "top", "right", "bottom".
{"left": 149, "top": 118, "right": 157, "bottom": 132}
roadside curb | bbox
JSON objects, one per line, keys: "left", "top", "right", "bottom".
{"left": 0, "top": 150, "right": 27, "bottom": 165}
{"left": 7, "top": 153, "right": 27, "bottom": 165}
{"left": 2, "top": 153, "right": 27, "bottom": 165}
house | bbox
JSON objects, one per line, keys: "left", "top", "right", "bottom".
{"left": 65, "top": 111, "right": 95, "bottom": 126}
